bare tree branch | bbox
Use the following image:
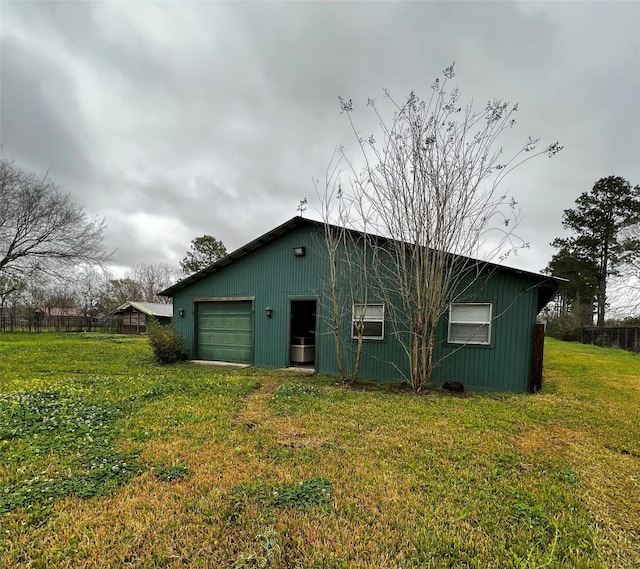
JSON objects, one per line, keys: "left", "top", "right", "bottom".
{"left": 0, "top": 159, "right": 110, "bottom": 283}
{"left": 325, "top": 63, "right": 561, "bottom": 391}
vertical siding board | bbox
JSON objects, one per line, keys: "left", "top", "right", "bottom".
{"left": 172, "top": 227, "right": 321, "bottom": 368}
{"left": 168, "top": 225, "right": 545, "bottom": 392}
{"left": 428, "top": 273, "right": 539, "bottom": 393}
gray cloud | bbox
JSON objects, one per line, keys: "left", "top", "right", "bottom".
{"left": 2, "top": 1, "right": 638, "bottom": 278}
{"left": 0, "top": 35, "right": 95, "bottom": 186}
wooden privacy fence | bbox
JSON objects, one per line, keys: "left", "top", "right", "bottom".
{"left": 582, "top": 327, "right": 640, "bottom": 353}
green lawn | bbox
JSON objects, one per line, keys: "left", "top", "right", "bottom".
{"left": 0, "top": 333, "right": 638, "bottom": 568}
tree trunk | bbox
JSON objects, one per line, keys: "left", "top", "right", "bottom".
{"left": 597, "top": 243, "right": 609, "bottom": 326}
{"left": 596, "top": 288, "right": 606, "bottom": 327}
{"left": 411, "top": 327, "right": 420, "bottom": 392}
{"left": 424, "top": 326, "right": 436, "bottom": 391}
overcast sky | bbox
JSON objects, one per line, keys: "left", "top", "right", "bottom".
{"left": 2, "top": 1, "right": 639, "bottom": 279}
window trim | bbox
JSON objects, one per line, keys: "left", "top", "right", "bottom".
{"left": 352, "top": 303, "right": 385, "bottom": 341}
{"left": 448, "top": 302, "right": 492, "bottom": 346}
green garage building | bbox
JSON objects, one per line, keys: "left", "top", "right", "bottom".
{"left": 160, "top": 217, "right": 560, "bottom": 393}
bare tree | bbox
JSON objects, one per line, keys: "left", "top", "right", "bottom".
{"left": 608, "top": 223, "right": 640, "bottom": 318}
{"left": 0, "top": 276, "right": 24, "bottom": 332}
{"left": 316, "top": 153, "right": 374, "bottom": 384}
{"left": 21, "top": 279, "right": 49, "bottom": 333}
{"left": 43, "top": 284, "right": 77, "bottom": 311}
{"left": 328, "top": 64, "right": 562, "bottom": 391}
{"left": 107, "top": 277, "right": 143, "bottom": 309}
{"left": 0, "top": 159, "right": 109, "bottom": 288}
{"left": 128, "top": 263, "right": 178, "bottom": 304}
{"left": 73, "top": 265, "right": 112, "bottom": 328}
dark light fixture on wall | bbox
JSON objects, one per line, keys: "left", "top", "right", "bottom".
{"left": 178, "top": 308, "right": 185, "bottom": 318}
{"left": 293, "top": 246, "right": 306, "bottom": 257}
{"left": 265, "top": 306, "right": 273, "bottom": 318}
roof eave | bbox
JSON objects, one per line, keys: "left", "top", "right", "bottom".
{"left": 158, "top": 216, "right": 565, "bottom": 298}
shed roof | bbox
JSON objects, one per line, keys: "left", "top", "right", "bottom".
{"left": 110, "top": 301, "right": 173, "bottom": 318}
{"left": 159, "top": 217, "right": 563, "bottom": 312}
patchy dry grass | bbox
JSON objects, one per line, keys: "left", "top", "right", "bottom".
{"left": 0, "top": 333, "right": 638, "bottom": 568}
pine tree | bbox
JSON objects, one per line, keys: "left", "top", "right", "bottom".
{"left": 180, "top": 235, "right": 227, "bottom": 275}
{"left": 550, "top": 176, "right": 640, "bottom": 326}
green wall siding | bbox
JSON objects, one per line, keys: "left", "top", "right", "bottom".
{"left": 170, "top": 225, "right": 542, "bottom": 393}
{"left": 431, "top": 272, "right": 539, "bottom": 392}
{"left": 172, "top": 227, "right": 325, "bottom": 370}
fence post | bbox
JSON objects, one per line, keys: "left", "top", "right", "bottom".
{"left": 531, "top": 323, "right": 545, "bottom": 393}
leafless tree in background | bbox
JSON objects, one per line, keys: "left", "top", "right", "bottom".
{"left": 0, "top": 159, "right": 109, "bottom": 293}
{"left": 128, "top": 263, "right": 178, "bottom": 304}
{"left": 330, "top": 63, "right": 562, "bottom": 391}
{"left": 74, "top": 266, "right": 112, "bottom": 327}
{"left": 107, "top": 277, "right": 144, "bottom": 309}
{"left": 0, "top": 275, "right": 25, "bottom": 331}
{"left": 607, "top": 223, "right": 640, "bottom": 319}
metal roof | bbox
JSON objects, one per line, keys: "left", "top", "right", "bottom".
{"left": 158, "top": 216, "right": 564, "bottom": 311}
{"left": 110, "top": 301, "right": 174, "bottom": 318}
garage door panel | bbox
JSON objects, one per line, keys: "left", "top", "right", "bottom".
{"left": 197, "top": 301, "right": 253, "bottom": 363}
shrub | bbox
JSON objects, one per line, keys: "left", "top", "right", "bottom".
{"left": 147, "top": 319, "right": 185, "bottom": 364}
{"left": 546, "top": 304, "right": 593, "bottom": 341}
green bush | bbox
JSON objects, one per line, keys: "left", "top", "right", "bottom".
{"left": 147, "top": 319, "right": 185, "bottom": 364}
{"left": 546, "top": 304, "right": 593, "bottom": 341}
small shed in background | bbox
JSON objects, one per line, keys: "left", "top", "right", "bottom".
{"left": 110, "top": 301, "right": 173, "bottom": 334}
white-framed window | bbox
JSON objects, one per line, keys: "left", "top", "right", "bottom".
{"left": 448, "top": 303, "right": 492, "bottom": 345}
{"left": 352, "top": 304, "right": 384, "bottom": 340}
